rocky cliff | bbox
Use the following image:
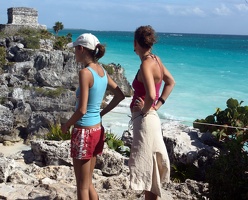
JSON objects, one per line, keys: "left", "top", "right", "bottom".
{"left": 0, "top": 124, "right": 211, "bottom": 199}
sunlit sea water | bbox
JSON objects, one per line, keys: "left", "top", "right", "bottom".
{"left": 52, "top": 29, "right": 248, "bottom": 136}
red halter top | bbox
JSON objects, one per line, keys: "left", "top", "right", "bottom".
{"left": 130, "top": 54, "right": 163, "bottom": 109}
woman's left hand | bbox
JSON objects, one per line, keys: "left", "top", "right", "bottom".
{"left": 134, "top": 97, "right": 144, "bottom": 111}
{"left": 61, "top": 123, "right": 70, "bottom": 134}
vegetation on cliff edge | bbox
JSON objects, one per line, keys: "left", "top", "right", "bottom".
{"left": 194, "top": 98, "right": 248, "bottom": 200}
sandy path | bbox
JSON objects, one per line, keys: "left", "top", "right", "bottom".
{"left": 0, "top": 141, "right": 31, "bottom": 157}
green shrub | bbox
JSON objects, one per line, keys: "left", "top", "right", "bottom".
{"left": 18, "top": 28, "right": 37, "bottom": 36}
{"left": 16, "top": 28, "right": 40, "bottom": 49}
{"left": 194, "top": 98, "right": 248, "bottom": 199}
{"left": 0, "top": 97, "right": 7, "bottom": 105}
{"left": 54, "top": 35, "right": 72, "bottom": 50}
{"left": 34, "top": 87, "right": 65, "bottom": 98}
{"left": 0, "top": 46, "right": 6, "bottom": 69}
{"left": 14, "top": 28, "right": 54, "bottom": 49}
{"left": 105, "top": 132, "right": 123, "bottom": 150}
{"left": 45, "top": 123, "right": 71, "bottom": 141}
{"left": 18, "top": 27, "right": 52, "bottom": 39}
{"left": 40, "top": 29, "right": 53, "bottom": 39}
{"left": 45, "top": 87, "right": 65, "bottom": 98}
{"left": 23, "top": 36, "right": 40, "bottom": 49}
{"left": 194, "top": 98, "right": 248, "bottom": 144}
{"left": 105, "top": 132, "right": 130, "bottom": 157}
{"left": 0, "top": 31, "right": 7, "bottom": 38}
{"left": 206, "top": 140, "right": 248, "bottom": 200}
{"left": 171, "top": 163, "right": 200, "bottom": 183}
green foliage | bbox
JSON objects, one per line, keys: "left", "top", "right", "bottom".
{"left": 0, "top": 46, "right": 6, "bottom": 72}
{"left": 0, "top": 97, "right": 7, "bottom": 105}
{"left": 16, "top": 28, "right": 41, "bottom": 49}
{"left": 16, "top": 27, "right": 50, "bottom": 38}
{"left": 23, "top": 36, "right": 40, "bottom": 49}
{"left": 105, "top": 132, "right": 123, "bottom": 150}
{"left": 18, "top": 28, "right": 37, "bottom": 36}
{"left": 171, "top": 164, "right": 186, "bottom": 183}
{"left": 193, "top": 98, "right": 248, "bottom": 144}
{"left": 40, "top": 29, "right": 53, "bottom": 39}
{"left": 18, "top": 28, "right": 40, "bottom": 49}
{"left": 53, "top": 21, "right": 64, "bottom": 35}
{"left": 34, "top": 87, "right": 65, "bottom": 98}
{"left": 54, "top": 35, "right": 72, "bottom": 50}
{"left": 171, "top": 163, "right": 200, "bottom": 183}
{"left": 45, "top": 123, "right": 71, "bottom": 141}
{"left": 12, "top": 28, "right": 53, "bottom": 49}
{"left": 105, "top": 132, "right": 130, "bottom": 157}
{"left": 0, "top": 31, "right": 7, "bottom": 38}
{"left": 206, "top": 140, "right": 248, "bottom": 200}
{"left": 194, "top": 98, "right": 248, "bottom": 199}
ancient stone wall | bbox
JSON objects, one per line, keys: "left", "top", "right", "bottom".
{"left": 8, "top": 7, "right": 38, "bottom": 25}
{"left": 0, "top": 7, "right": 46, "bottom": 32}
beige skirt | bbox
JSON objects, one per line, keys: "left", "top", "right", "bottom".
{"left": 128, "top": 110, "right": 170, "bottom": 197}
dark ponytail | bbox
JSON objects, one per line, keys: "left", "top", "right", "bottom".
{"left": 94, "top": 44, "right": 105, "bottom": 61}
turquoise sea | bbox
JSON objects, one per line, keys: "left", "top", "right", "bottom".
{"left": 51, "top": 29, "right": 248, "bottom": 136}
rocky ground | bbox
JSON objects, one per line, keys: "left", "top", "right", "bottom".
{"left": 0, "top": 123, "right": 211, "bottom": 200}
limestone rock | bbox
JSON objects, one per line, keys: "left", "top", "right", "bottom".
{"left": 0, "top": 105, "right": 13, "bottom": 136}
{"left": 31, "top": 140, "right": 72, "bottom": 166}
{"left": 0, "top": 140, "right": 209, "bottom": 199}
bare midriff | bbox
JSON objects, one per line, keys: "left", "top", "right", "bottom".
{"left": 74, "top": 122, "right": 101, "bottom": 129}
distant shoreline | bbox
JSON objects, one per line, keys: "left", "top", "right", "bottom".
{"left": 48, "top": 28, "right": 248, "bottom": 37}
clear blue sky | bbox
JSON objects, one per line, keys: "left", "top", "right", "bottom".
{"left": 1, "top": 0, "right": 248, "bottom": 35}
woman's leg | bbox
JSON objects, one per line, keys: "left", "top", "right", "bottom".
{"left": 89, "top": 156, "right": 99, "bottom": 200}
{"left": 145, "top": 191, "right": 158, "bottom": 200}
{"left": 73, "top": 158, "right": 91, "bottom": 200}
{"left": 73, "top": 157, "right": 99, "bottom": 200}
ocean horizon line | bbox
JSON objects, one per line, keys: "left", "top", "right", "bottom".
{"left": 47, "top": 28, "right": 248, "bottom": 37}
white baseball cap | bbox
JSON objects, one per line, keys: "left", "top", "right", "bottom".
{"left": 67, "top": 33, "right": 100, "bottom": 50}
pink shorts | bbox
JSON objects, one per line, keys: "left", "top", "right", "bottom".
{"left": 71, "top": 125, "right": 105, "bottom": 160}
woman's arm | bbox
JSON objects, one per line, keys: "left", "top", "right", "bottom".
{"left": 61, "top": 69, "right": 91, "bottom": 134}
{"left": 154, "top": 57, "right": 175, "bottom": 111}
{"left": 100, "top": 74, "right": 125, "bottom": 117}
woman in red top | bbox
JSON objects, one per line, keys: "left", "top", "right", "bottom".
{"left": 129, "top": 25, "right": 175, "bottom": 200}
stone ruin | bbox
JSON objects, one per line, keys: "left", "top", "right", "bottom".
{"left": 0, "top": 7, "right": 46, "bottom": 33}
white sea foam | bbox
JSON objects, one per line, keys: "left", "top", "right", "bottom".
{"left": 101, "top": 96, "right": 131, "bottom": 136}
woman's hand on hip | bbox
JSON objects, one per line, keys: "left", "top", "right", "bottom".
{"left": 134, "top": 97, "right": 144, "bottom": 111}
